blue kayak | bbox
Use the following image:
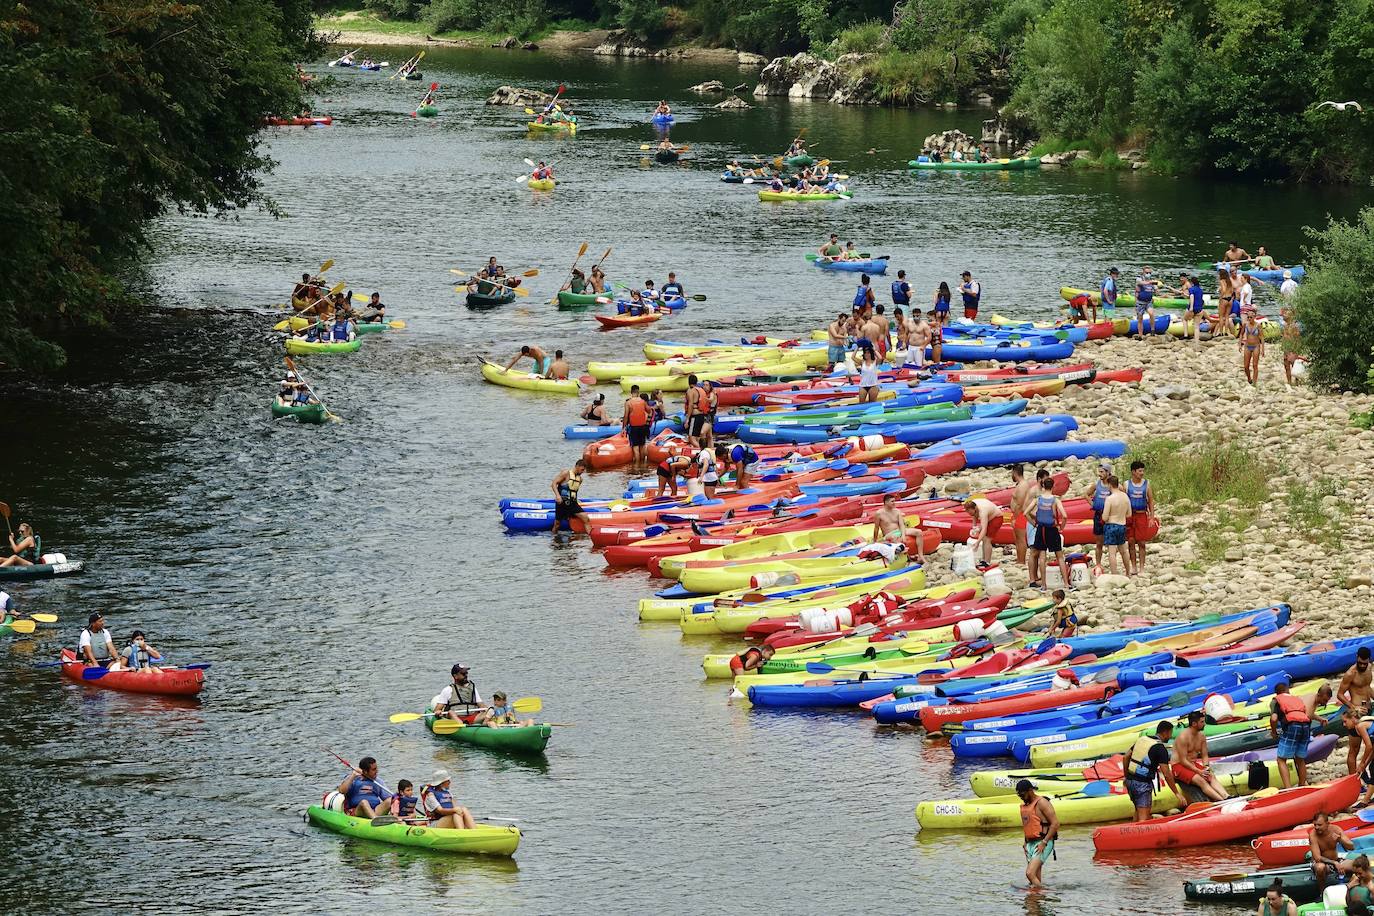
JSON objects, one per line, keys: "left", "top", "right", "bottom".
{"left": 731, "top": 401, "right": 1023, "bottom": 446}
{"left": 652, "top": 113, "right": 674, "bottom": 126}
{"left": 1124, "top": 314, "right": 1172, "bottom": 334}
{"left": 1213, "top": 263, "right": 1304, "bottom": 282}
{"left": 813, "top": 257, "right": 889, "bottom": 274}
{"left": 914, "top": 419, "right": 1077, "bottom": 459}
{"left": 959, "top": 439, "right": 1128, "bottom": 467}
{"left": 616, "top": 296, "right": 686, "bottom": 313}
{"left": 562, "top": 417, "right": 680, "bottom": 440}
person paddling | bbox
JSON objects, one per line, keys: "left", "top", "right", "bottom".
{"left": 1015, "top": 780, "right": 1059, "bottom": 888}
{"left": 337, "top": 756, "right": 391, "bottom": 818}
{"left": 431, "top": 663, "right": 482, "bottom": 720}
{"left": 1123, "top": 720, "right": 1182, "bottom": 821}
{"left": 2, "top": 521, "right": 39, "bottom": 568}
{"left": 531, "top": 160, "right": 554, "bottom": 182}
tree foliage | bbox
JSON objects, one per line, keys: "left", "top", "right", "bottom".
{"left": 0, "top": 0, "right": 317, "bottom": 370}
{"left": 1290, "top": 209, "right": 1374, "bottom": 391}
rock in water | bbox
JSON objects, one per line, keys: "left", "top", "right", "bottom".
{"left": 714, "top": 97, "right": 751, "bottom": 110}
{"left": 486, "top": 86, "right": 552, "bottom": 107}
{"left": 688, "top": 80, "right": 726, "bottom": 93}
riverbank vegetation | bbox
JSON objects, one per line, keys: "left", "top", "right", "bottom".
{"left": 1, "top": 0, "right": 319, "bottom": 371}
{"left": 1291, "top": 208, "right": 1374, "bottom": 392}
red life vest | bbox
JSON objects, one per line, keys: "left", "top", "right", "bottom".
{"left": 1275, "top": 692, "right": 1310, "bottom": 724}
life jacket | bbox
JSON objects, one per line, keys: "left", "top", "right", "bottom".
{"left": 627, "top": 398, "right": 649, "bottom": 426}
{"left": 1136, "top": 278, "right": 1155, "bottom": 303}
{"left": 330, "top": 320, "right": 351, "bottom": 341}
{"left": 19, "top": 534, "right": 39, "bottom": 563}
{"left": 81, "top": 627, "right": 114, "bottom": 662}
{"left": 395, "top": 795, "right": 419, "bottom": 818}
{"left": 1091, "top": 480, "right": 1111, "bottom": 512}
{"left": 1020, "top": 797, "right": 1046, "bottom": 840}
{"left": 1275, "top": 692, "right": 1310, "bottom": 724}
{"left": 1100, "top": 276, "right": 1117, "bottom": 303}
{"left": 1126, "top": 734, "right": 1164, "bottom": 781}
{"left": 853, "top": 285, "right": 869, "bottom": 308}
{"left": 890, "top": 280, "right": 910, "bottom": 304}
{"left": 1035, "top": 494, "right": 1057, "bottom": 526}
{"left": 1127, "top": 479, "right": 1149, "bottom": 512}
{"left": 961, "top": 281, "right": 981, "bottom": 309}
{"left": 422, "top": 784, "right": 454, "bottom": 817}
{"left": 559, "top": 468, "right": 582, "bottom": 501}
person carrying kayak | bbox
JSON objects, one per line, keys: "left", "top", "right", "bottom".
{"left": 505, "top": 345, "right": 551, "bottom": 376}
{"left": 1309, "top": 811, "right": 1357, "bottom": 886}
{"left": 958, "top": 271, "right": 980, "bottom": 320}
{"left": 1172, "top": 710, "right": 1229, "bottom": 802}
{"left": 337, "top": 756, "right": 392, "bottom": 818}
{"left": 581, "top": 393, "right": 610, "bottom": 425}
{"left": 551, "top": 459, "right": 589, "bottom": 529}
{"left": 77, "top": 612, "right": 117, "bottom": 667}
{"left": 474, "top": 691, "right": 533, "bottom": 727}
{"left": 1123, "top": 721, "right": 1182, "bottom": 822}
{"left": 2, "top": 520, "right": 39, "bottom": 568}
{"left": 729, "top": 644, "right": 775, "bottom": 675}
{"left": 116, "top": 630, "right": 164, "bottom": 673}
{"left": 421, "top": 769, "right": 476, "bottom": 829}
{"left": 431, "top": 663, "right": 482, "bottom": 720}
{"left": 1015, "top": 780, "right": 1059, "bottom": 888}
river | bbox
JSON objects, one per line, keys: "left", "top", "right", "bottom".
{"left": 3, "top": 45, "right": 1372, "bottom": 914}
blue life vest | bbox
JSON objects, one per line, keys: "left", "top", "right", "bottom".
{"left": 345, "top": 777, "right": 389, "bottom": 810}
{"left": 1127, "top": 479, "right": 1149, "bottom": 512}
{"left": 853, "top": 285, "right": 869, "bottom": 308}
{"left": 395, "top": 795, "right": 419, "bottom": 818}
{"left": 935, "top": 292, "right": 950, "bottom": 311}
{"left": 891, "top": 280, "right": 910, "bottom": 304}
{"left": 1101, "top": 276, "right": 1117, "bottom": 304}
{"left": 305, "top": 325, "right": 323, "bottom": 342}
{"left": 1091, "top": 481, "right": 1111, "bottom": 512}
{"left": 423, "top": 785, "right": 454, "bottom": 816}
{"left": 330, "top": 321, "right": 351, "bottom": 341}
{"left": 663, "top": 282, "right": 683, "bottom": 297}
{"left": 961, "top": 282, "right": 980, "bottom": 309}
{"left": 1137, "top": 279, "right": 1155, "bottom": 304}
{"left": 1034, "top": 494, "right": 1056, "bottom": 526}
{"left": 293, "top": 390, "right": 312, "bottom": 405}
{"left": 731, "top": 445, "right": 758, "bottom": 464}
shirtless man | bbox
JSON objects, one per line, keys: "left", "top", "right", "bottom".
{"left": 826, "top": 312, "right": 849, "bottom": 371}
{"left": 861, "top": 311, "right": 885, "bottom": 356}
{"left": 1309, "top": 811, "right": 1356, "bottom": 886}
{"left": 504, "top": 344, "right": 550, "bottom": 376}
{"left": 1223, "top": 241, "right": 1252, "bottom": 265}
{"left": 1101, "top": 475, "right": 1133, "bottom": 576}
{"left": 963, "top": 496, "right": 1001, "bottom": 567}
{"left": 892, "top": 307, "right": 910, "bottom": 365}
{"left": 546, "top": 349, "right": 570, "bottom": 380}
{"left": 872, "top": 493, "right": 920, "bottom": 559}
{"left": 1172, "top": 710, "right": 1228, "bottom": 801}
{"left": 872, "top": 304, "right": 891, "bottom": 359}
{"left": 1010, "top": 464, "right": 1035, "bottom": 565}
{"left": 910, "top": 310, "right": 931, "bottom": 369}
{"left": 1339, "top": 648, "right": 1374, "bottom": 771}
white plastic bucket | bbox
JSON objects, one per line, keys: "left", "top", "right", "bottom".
{"left": 41, "top": 552, "right": 67, "bottom": 565}
{"left": 1069, "top": 561, "right": 1091, "bottom": 590}
{"left": 954, "top": 619, "right": 985, "bottom": 641}
{"left": 950, "top": 543, "right": 976, "bottom": 576}
{"left": 323, "top": 791, "right": 346, "bottom": 812}
{"left": 1045, "top": 564, "right": 1065, "bottom": 591}
{"left": 686, "top": 478, "right": 704, "bottom": 499}
{"left": 982, "top": 565, "right": 1006, "bottom": 592}
{"left": 986, "top": 621, "right": 1009, "bottom": 640}
{"left": 860, "top": 434, "right": 885, "bottom": 450}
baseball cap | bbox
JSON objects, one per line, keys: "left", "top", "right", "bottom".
{"left": 451, "top": 663, "right": 469, "bottom": 675}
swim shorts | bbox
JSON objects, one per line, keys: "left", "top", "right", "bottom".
{"left": 1032, "top": 524, "right": 1062, "bottom": 553}
{"left": 627, "top": 424, "right": 650, "bottom": 447}
{"left": 1092, "top": 511, "right": 1104, "bottom": 537}
{"left": 554, "top": 499, "right": 582, "bottom": 520}
{"left": 1024, "top": 839, "right": 1055, "bottom": 863}
{"left": 689, "top": 414, "right": 708, "bottom": 438}
{"left": 828, "top": 344, "right": 846, "bottom": 365}
{"left": 1103, "top": 523, "right": 1127, "bottom": 547}
{"left": 1122, "top": 777, "right": 1153, "bottom": 810}
{"left": 1277, "top": 722, "right": 1311, "bottom": 760}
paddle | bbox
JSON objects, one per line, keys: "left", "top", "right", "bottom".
{"left": 1355, "top": 808, "right": 1374, "bottom": 823}
{"left": 20, "top": 612, "right": 57, "bottom": 624}
{"left": 388, "top": 697, "right": 543, "bottom": 723}
{"left": 285, "top": 281, "right": 346, "bottom": 314}
{"left": 803, "top": 661, "right": 910, "bottom": 678}
{"left": 0, "top": 501, "right": 11, "bottom": 536}
{"left": 451, "top": 268, "right": 539, "bottom": 279}
{"left": 805, "top": 252, "right": 871, "bottom": 261}
{"left": 329, "top": 48, "right": 362, "bottom": 67}
{"left": 3, "top": 619, "right": 36, "bottom": 635}
{"left": 549, "top": 241, "right": 591, "bottom": 304}
{"left": 317, "top": 259, "right": 335, "bottom": 275}
{"left": 283, "top": 356, "right": 340, "bottom": 423}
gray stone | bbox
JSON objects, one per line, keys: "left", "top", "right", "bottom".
{"left": 485, "top": 86, "right": 552, "bottom": 107}
{"left": 492, "top": 36, "right": 519, "bottom": 49}
{"left": 688, "top": 80, "right": 726, "bottom": 94}
{"left": 713, "top": 96, "right": 750, "bottom": 110}
{"left": 733, "top": 83, "right": 749, "bottom": 92}
{"left": 737, "top": 51, "right": 768, "bottom": 67}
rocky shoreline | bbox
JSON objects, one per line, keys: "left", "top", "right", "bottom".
{"left": 913, "top": 329, "right": 1374, "bottom": 642}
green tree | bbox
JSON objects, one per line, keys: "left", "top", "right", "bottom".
{"left": 1290, "top": 208, "right": 1374, "bottom": 390}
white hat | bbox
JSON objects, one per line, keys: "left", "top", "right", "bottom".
{"left": 1282, "top": 269, "right": 1292, "bottom": 279}
{"left": 431, "top": 769, "right": 451, "bottom": 784}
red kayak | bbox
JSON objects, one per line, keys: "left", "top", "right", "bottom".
{"left": 936, "top": 363, "right": 1096, "bottom": 383}
{"left": 762, "top": 594, "right": 1012, "bottom": 650}
{"left": 1091, "top": 776, "right": 1360, "bottom": 852}
{"left": 265, "top": 115, "right": 333, "bottom": 126}
{"left": 596, "top": 312, "right": 661, "bottom": 329}
{"left": 918, "top": 679, "right": 1119, "bottom": 731}
{"left": 59, "top": 649, "right": 205, "bottom": 697}
{"left": 746, "top": 587, "right": 984, "bottom": 641}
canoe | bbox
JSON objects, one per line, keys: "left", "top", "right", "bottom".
{"left": 354, "top": 320, "right": 394, "bottom": 334}
{"left": 280, "top": 316, "right": 393, "bottom": 335}
{"left": 1090, "top": 775, "right": 1360, "bottom": 851}
{"left": 480, "top": 361, "right": 579, "bottom": 395}
{"left": 1184, "top": 863, "right": 1327, "bottom": 904}
{"left": 933, "top": 340, "right": 1075, "bottom": 363}
{"left": 720, "top": 173, "right": 744, "bottom": 183}
{"left": 285, "top": 338, "right": 360, "bottom": 355}
{"left": 813, "top": 257, "right": 889, "bottom": 274}
{"left": 1059, "top": 286, "right": 1210, "bottom": 311}
{"left": 59, "top": 648, "right": 204, "bottom": 697}
{"left": 759, "top": 190, "right": 844, "bottom": 201}
{"left": 270, "top": 400, "right": 327, "bottom": 424}
{"left": 465, "top": 288, "right": 517, "bottom": 308}
{"left": 426, "top": 714, "right": 551, "bottom": 754}
{"left": 595, "top": 312, "right": 661, "bottom": 329}
{"left": 908, "top": 156, "right": 1041, "bottom": 171}
{"left": 265, "top": 116, "right": 332, "bottom": 126}
{"left": 784, "top": 154, "right": 815, "bottom": 167}
{"left": 527, "top": 177, "right": 555, "bottom": 191}
{"left": 654, "top": 149, "right": 680, "bottom": 163}
{"left": 306, "top": 806, "right": 520, "bottom": 856}
{"left": 416, "top": 105, "right": 438, "bottom": 118}
{"left": 557, "top": 288, "right": 614, "bottom": 307}
{"left": 527, "top": 119, "right": 576, "bottom": 133}
{"left": 0, "top": 559, "right": 84, "bottom": 580}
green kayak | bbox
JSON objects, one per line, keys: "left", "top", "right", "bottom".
{"left": 557, "top": 288, "right": 613, "bottom": 308}
{"left": 306, "top": 806, "right": 520, "bottom": 856}
{"left": 0, "top": 615, "right": 15, "bottom": 638}
{"left": 426, "top": 714, "right": 552, "bottom": 754}
{"left": 908, "top": 156, "right": 1041, "bottom": 171}
{"left": 270, "top": 400, "right": 327, "bottom": 424}
{"left": 416, "top": 105, "right": 438, "bottom": 118}
{"left": 354, "top": 320, "right": 394, "bottom": 334}
{"left": 465, "top": 287, "right": 517, "bottom": 308}
{"left": 784, "top": 154, "right": 815, "bottom": 168}
{"left": 285, "top": 338, "right": 361, "bottom": 355}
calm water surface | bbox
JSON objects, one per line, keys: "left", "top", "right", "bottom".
{"left": 3, "top": 46, "right": 1371, "bottom": 915}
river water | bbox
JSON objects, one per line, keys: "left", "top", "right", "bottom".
{"left": 3, "top": 46, "right": 1373, "bottom": 914}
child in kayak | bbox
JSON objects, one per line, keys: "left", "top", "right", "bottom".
{"left": 391, "top": 779, "right": 422, "bottom": 823}
{"left": 474, "top": 691, "right": 533, "bottom": 727}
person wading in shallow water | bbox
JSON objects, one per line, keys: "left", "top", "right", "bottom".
{"left": 1016, "top": 779, "right": 1058, "bottom": 888}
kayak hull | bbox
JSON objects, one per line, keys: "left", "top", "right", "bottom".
{"left": 306, "top": 806, "right": 520, "bottom": 855}
{"left": 596, "top": 313, "right": 661, "bottom": 329}
{"left": 527, "top": 178, "right": 555, "bottom": 191}
{"left": 814, "top": 258, "right": 889, "bottom": 274}
{"left": 58, "top": 649, "right": 204, "bottom": 696}
{"left": 908, "top": 156, "right": 1041, "bottom": 171}
{"left": 270, "top": 401, "right": 327, "bottom": 424}
{"left": 557, "top": 288, "right": 613, "bottom": 307}
{"left": 527, "top": 120, "right": 575, "bottom": 133}
{"left": 285, "top": 338, "right": 360, "bottom": 355}
{"left": 466, "top": 289, "right": 517, "bottom": 308}
{"left": 480, "top": 362, "right": 579, "bottom": 395}
{"left": 416, "top": 105, "right": 438, "bottom": 118}
{"left": 759, "top": 190, "right": 843, "bottom": 201}
{"left": 0, "top": 560, "right": 84, "bottom": 580}
{"left": 426, "top": 715, "right": 552, "bottom": 754}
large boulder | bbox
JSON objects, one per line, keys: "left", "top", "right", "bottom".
{"left": 921, "top": 129, "right": 979, "bottom": 156}
{"left": 486, "top": 86, "right": 552, "bottom": 107}
{"left": 688, "top": 80, "right": 726, "bottom": 94}
{"left": 738, "top": 51, "right": 768, "bottom": 67}
{"left": 980, "top": 112, "right": 1034, "bottom": 149}
{"left": 492, "top": 36, "right": 519, "bottom": 49}
{"left": 593, "top": 28, "right": 650, "bottom": 57}
{"left": 754, "top": 52, "right": 842, "bottom": 99}
{"left": 714, "top": 96, "right": 751, "bottom": 110}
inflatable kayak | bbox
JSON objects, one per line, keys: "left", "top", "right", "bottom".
{"left": 1215, "top": 263, "right": 1305, "bottom": 282}
{"left": 480, "top": 361, "right": 579, "bottom": 395}
{"left": 0, "top": 557, "right": 84, "bottom": 580}
{"left": 654, "top": 149, "right": 680, "bottom": 163}
{"left": 1184, "top": 863, "right": 1326, "bottom": 903}
{"left": 416, "top": 105, "right": 438, "bottom": 118}
{"left": 465, "top": 288, "right": 517, "bottom": 308}
{"left": 784, "top": 154, "right": 815, "bottom": 168}
{"left": 270, "top": 401, "right": 326, "bottom": 424}
{"left": 527, "top": 177, "right": 555, "bottom": 191}
{"left": 285, "top": 338, "right": 360, "bottom": 355}
{"left": 596, "top": 312, "right": 661, "bottom": 329}
{"left": 933, "top": 340, "right": 1075, "bottom": 363}
{"left": 1060, "top": 286, "right": 1213, "bottom": 311}
{"left": 426, "top": 714, "right": 551, "bottom": 754}
{"left": 354, "top": 319, "right": 394, "bottom": 334}
{"left": 759, "top": 190, "right": 845, "bottom": 201}
{"left": 306, "top": 806, "right": 520, "bottom": 856}
{"left": 909, "top": 156, "right": 1041, "bottom": 171}
{"left": 59, "top": 648, "right": 204, "bottom": 696}
{"left": 651, "top": 114, "right": 674, "bottom": 126}
{"left": 527, "top": 120, "right": 576, "bottom": 133}
{"left": 813, "top": 257, "right": 889, "bottom": 274}
{"left": 557, "top": 288, "right": 614, "bottom": 307}
{"left": 265, "top": 116, "right": 332, "bottom": 127}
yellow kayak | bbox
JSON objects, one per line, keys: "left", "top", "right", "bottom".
{"left": 678, "top": 550, "right": 907, "bottom": 596}
{"left": 619, "top": 360, "right": 807, "bottom": 393}
{"left": 587, "top": 355, "right": 799, "bottom": 382}
{"left": 659, "top": 526, "right": 874, "bottom": 580}
{"left": 480, "top": 361, "right": 579, "bottom": 395}
{"left": 528, "top": 177, "right": 555, "bottom": 191}
{"left": 641, "top": 342, "right": 829, "bottom": 368}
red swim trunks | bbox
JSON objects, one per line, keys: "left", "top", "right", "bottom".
{"left": 1012, "top": 512, "right": 1027, "bottom": 531}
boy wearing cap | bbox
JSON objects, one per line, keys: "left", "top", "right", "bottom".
{"left": 1015, "top": 780, "right": 1058, "bottom": 887}
{"left": 475, "top": 691, "right": 534, "bottom": 727}
{"left": 432, "top": 664, "right": 482, "bottom": 719}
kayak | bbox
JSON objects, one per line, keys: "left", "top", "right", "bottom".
{"left": 465, "top": 287, "right": 517, "bottom": 308}
{"left": 0, "top": 558, "right": 84, "bottom": 581}
{"left": 279, "top": 316, "right": 393, "bottom": 335}
{"left": 784, "top": 154, "right": 815, "bottom": 167}
{"left": 527, "top": 119, "right": 576, "bottom": 133}
{"left": 596, "top": 312, "right": 661, "bottom": 329}
{"left": 1059, "top": 286, "right": 1210, "bottom": 311}
{"left": 909, "top": 156, "right": 1041, "bottom": 171}
{"left": 354, "top": 320, "right": 394, "bottom": 334}
{"left": 1214, "top": 263, "right": 1305, "bottom": 282}
{"left": 1091, "top": 775, "right": 1360, "bottom": 851}
{"left": 759, "top": 190, "right": 844, "bottom": 201}
{"left": 654, "top": 149, "right": 680, "bottom": 163}
{"left": 270, "top": 400, "right": 327, "bottom": 424}
{"left": 306, "top": 805, "right": 520, "bottom": 856}
{"left": 1184, "top": 863, "right": 1327, "bottom": 904}
{"left": 528, "top": 177, "right": 555, "bottom": 191}
{"left": 285, "top": 338, "right": 360, "bottom": 355}
{"left": 813, "top": 257, "right": 889, "bottom": 274}
{"left": 59, "top": 649, "right": 204, "bottom": 697}
{"left": 557, "top": 288, "right": 614, "bottom": 307}
{"left": 652, "top": 113, "right": 674, "bottom": 126}
{"left": 480, "top": 361, "right": 579, "bottom": 395}
{"left": 416, "top": 105, "right": 438, "bottom": 118}
{"left": 265, "top": 116, "right": 332, "bottom": 126}
{"left": 426, "top": 714, "right": 551, "bottom": 754}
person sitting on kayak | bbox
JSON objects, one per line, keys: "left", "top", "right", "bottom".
{"left": 588, "top": 266, "right": 608, "bottom": 294}
{"left": 551, "top": 459, "right": 589, "bottom": 529}
{"left": 505, "top": 344, "right": 551, "bottom": 376}
{"left": 795, "top": 177, "right": 812, "bottom": 193}
{"left": 115, "top": 630, "right": 164, "bottom": 673}
{"left": 1307, "top": 810, "right": 1356, "bottom": 887}
{"left": 531, "top": 161, "right": 553, "bottom": 182}
{"left": 421, "top": 769, "right": 476, "bottom": 830}
{"left": 358, "top": 292, "right": 386, "bottom": 323}
{"left": 291, "top": 272, "right": 317, "bottom": 303}
{"left": 873, "top": 493, "right": 919, "bottom": 558}
{"left": 786, "top": 137, "right": 806, "bottom": 156}
{"left": 432, "top": 663, "right": 482, "bottom": 719}
{"left": 840, "top": 242, "right": 863, "bottom": 261}
{"left": 655, "top": 454, "right": 693, "bottom": 499}
{"left": 474, "top": 691, "right": 534, "bottom": 727}
{"left": 661, "top": 272, "right": 684, "bottom": 300}
{"left": 1048, "top": 590, "right": 1077, "bottom": 637}
{"left": 276, "top": 376, "right": 315, "bottom": 407}
{"left": 300, "top": 320, "right": 326, "bottom": 343}
{"left": 1172, "top": 710, "right": 1229, "bottom": 802}
{"left": 547, "top": 350, "right": 569, "bottom": 380}
{"left": 654, "top": 100, "right": 671, "bottom": 116}
{"left": 580, "top": 393, "right": 610, "bottom": 425}
{"left": 819, "top": 234, "right": 842, "bottom": 258}
{"left": 390, "top": 779, "right": 422, "bottom": 823}
{"left": 568, "top": 268, "right": 588, "bottom": 295}
{"left": 77, "top": 612, "right": 116, "bottom": 666}
{"left": 329, "top": 307, "right": 357, "bottom": 342}
{"left": 641, "top": 279, "right": 661, "bottom": 303}
{"left": 729, "top": 644, "right": 775, "bottom": 675}
{"left": 724, "top": 160, "right": 743, "bottom": 178}
{"left": 337, "top": 756, "right": 391, "bottom": 818}
{"left": 2, "top": 521, "right": 39, "bottom": 568}
{"left": 1223, "top": 241, "right": 1251, "bottom": 265}
{"left": 767, "top": 173, "right": 785, "bottom": 192}
{"left": 656, "top": 138, "right": 674, "bottom": 152}
{"left": 623, "top": 289, "right": 649, "bottom": 316}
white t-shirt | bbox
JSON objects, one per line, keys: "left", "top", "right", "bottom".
{"left": 695, "top": 449, "right": 718, "bottom": 483}
{"left": 431, "top": 682, "right": 482, "bottom": 710}
{"left": 1238, "top": 282, "right": 1254, "bottom": 309}
{"left": 78, "top": 628, "right": 115, "bottom": 659}
{"left": 1280, "top": 278, "right": 1298, "bottom": 299}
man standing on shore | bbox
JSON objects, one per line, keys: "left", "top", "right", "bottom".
{"left": 1125, "top": 460, "right": 1155, "bottom": 574}
{"left": 1085, "top": 463, "right": 1112, "bottom": 568}
{"left": 1010, "top": 464, "right": 1035, "bottom": 566}
{"left": 1134, "top": 267, "right": 1157, "bottom": 339}
{"left": 1101, "top": 475, "right": 1133, "bottom": 576}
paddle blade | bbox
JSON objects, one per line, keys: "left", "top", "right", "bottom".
{"left": 512, "top": 697, "right": 542, "bottom": 713}
{"left": 388, "top": 712, "right": 426, "bottom": 724}
{"left": 1079, "top": 780, "right": 1112, "bottom": 797}
{"left": 516, "top": 175, "right": 529, "bottom": 183}
{"left": 81, "top": 667, "right": 110, "bottom": 680}
{"left": 804, "top": 662, "right": 836, "bottom": 674}
{"left": 1357, "top": 808, "right": 1374, "bottom": 823}
{"left": 522, "top": 269, "right": 540, "bottom": 277}
{"left": 0, "top": 502, "right": 10, "bottom": 519}
{"left": 449, "top": 268, "right": 468, "bottom": 277}
{"left": 25, "top": 612, "right": 58, "bottom": 623}
{"left": 577, "top": 242, "right": 589, "bottom": 258}
{"left": 7, "top": 619, "right": 35, "bottom": 634}
{"left": 388, "top": 320, "right": 406, "bottom": 329}
{"left": 512, "top": 286, "right": 529, "bottom": 297}
{"left": 431, "top": 718, "right": 466, "bottom": 734}
{"left": 318, "top": 259, "right": 334, "bottom": 274}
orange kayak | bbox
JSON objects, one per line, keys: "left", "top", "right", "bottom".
{"left": 595, "top": 313, "right": 661, "bottom": 329}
